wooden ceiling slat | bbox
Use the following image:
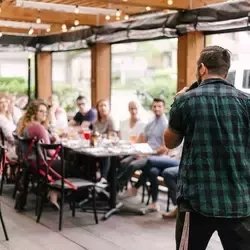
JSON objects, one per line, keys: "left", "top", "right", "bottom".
{"left": 0, "top": 1, "right": 107, "bottom": 26}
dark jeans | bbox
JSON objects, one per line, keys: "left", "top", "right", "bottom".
{"left": 98, "top": 157, "right": 110, "bottom": 180}
{"left": 146, "top": 156, "right": 180, "bottom": 203}
{"left": 117, "top": 156, "right": 147, "bottom": 190}
{"left": 176, "top": 208, "right": 250, "bottom": 250}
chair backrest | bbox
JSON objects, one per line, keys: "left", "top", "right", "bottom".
{"left": 17, "top": 136, "right": 38, "bottom": 161}
{"left": 38, "top": 143, "right": 77, "bottom": 190}
{"left": 0, "top": 143, "right": 6, "bottom": 175}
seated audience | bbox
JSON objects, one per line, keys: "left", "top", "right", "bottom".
{"left": 94, "top": 99, "right": 119, "bottom": 185}
{"left": 48, "top": 94, "right": 68, "bottom": 134}
{"left": 119, "top": 101, "right": 146, "bottom": 142}
{"left": 17, "top": 100, "right": 60, "bottom": 208}
{"left": 69, "top": 95, "right": 96, "bottom": 129}
{"left": 94, "top": 99, "right": 118, "bottom": 134}
{"left": 117, "top": 98, "right": 168, "bottom": 192}
{"left": 142, "top": 144, "right": 183, "bottom": 216}
{"left": 8, "top": 95, "right": 23, "bottom": 125}
{"left": 0, "top": 95, "right": 17, "bottom": 160}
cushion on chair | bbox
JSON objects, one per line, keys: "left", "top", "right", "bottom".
{"left": 48, "top": 178, "right": 94, "bottom": 189}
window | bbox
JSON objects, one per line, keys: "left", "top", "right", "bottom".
{"left": 226, "top": 71, "right": 236, "bottom": 85}
{"left": 243, "top": 70, "right": 250, "bottom": 89}
{"left": 111, "top": 39, "right": 177, "bottom": 123}
{"left": 52, "top": 50, "right": 91, "bottom": 114}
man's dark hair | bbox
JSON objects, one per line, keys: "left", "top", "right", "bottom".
{"left": 153, "top": 98, "right": 165, "bottom": 106}
{"left": 197, "top": 46, "right": 231, "bottom": 77}
{"left": 76, "top": 95, "right": 87, "bottom": 102}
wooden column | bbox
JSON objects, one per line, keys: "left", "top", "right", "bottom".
{"left": 35, "top": 52, "right": 52, "bottom": 99}
{"left": 177, "top": 31, "right": 204, "bottom": 91}
{"left": 91, "top": 43, "right": 111, "bottom": 107}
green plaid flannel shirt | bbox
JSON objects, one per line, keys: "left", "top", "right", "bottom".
{"left": 169, "top": 78, "right": 250, "bottom": 218}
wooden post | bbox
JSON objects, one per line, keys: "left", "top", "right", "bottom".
{"left": 36, "top": 52, "right": 52, "bottom": 100}
{"left": 177, "top": 31, "right": 204, "bottom": 91}
{"left": 91, "top": 43, "right": 111, "bottom": 107}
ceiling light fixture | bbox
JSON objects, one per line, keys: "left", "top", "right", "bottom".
{"left": 124, "top": 14, "right": 129, "bottom": 20}
{"left": 168, "top": 0, "right": 173, "bottom": 5}
{"left": 75, "top": 5, "right": 79, "bottom": 14}
{"left": 28, "top": 28, "right": 34, "bottom": 35}
{"left": 0, "top": 20, "right": 49, "bottom": 30}
{"left": 74, "top": 19, "right": 79, "bottom": 26}
{"left": 116, "top": 9, "right": 121, "bottom": 17}
{"left": 16, "top": 0, "right": 117, "bottom": 16}
{"left": 36, "top": 17, "right": 41, "bottom": 24}
{"left": 105, "top": 15, "right": 110, "bottom": 20}
{"left": 146, "top": 6, "right": 151, "bottom": 11}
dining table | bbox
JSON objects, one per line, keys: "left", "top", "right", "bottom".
{"left": 62, "top": 138, "right": 154, "bottom": 220}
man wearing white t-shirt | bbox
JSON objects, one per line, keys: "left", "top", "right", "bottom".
{"left": 119, "top": 101, "right": 146, "bottom": 142}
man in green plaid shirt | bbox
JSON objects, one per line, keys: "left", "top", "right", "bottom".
{"left": 164, "top": 46, "right": 250, "bottom": 250}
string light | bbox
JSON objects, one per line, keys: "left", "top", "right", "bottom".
{"left": 36, "top": 17, "right": 41, "bottom": 24}
{"left": 61, "top": 24, "right": 67, "bottom": 32}
{"left": 116, "top": 9, "right": 121, "bottom": 17}
{"left": 124, "top": 14, "right": 129, "bottom": 20}
{"left": 105, "top": 15, "right": 110, "bottom": 21}
{"left": 28, "top": 28, "right": 34, "bottom": 35}
{"left": 75, "top": 5, "right": 79, "bottom": 14}
{"left": 146, "top": 6, "right": 151, "bottom": 11}
{"left": 74, "top": 19, "right": 79, "bottom": 26}
{"left": 168, "top": 0, "right": 173, "bottom": 5}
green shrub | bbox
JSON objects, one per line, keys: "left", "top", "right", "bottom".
{"left": 0, "top": 77, "right": 29, "bottom": 94}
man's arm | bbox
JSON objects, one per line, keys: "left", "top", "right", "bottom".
{"left": 69, "top": 119, "right": 77, "bottom": 126}
{"left": 164, "top": 128, "right": 183, "bottom": 149}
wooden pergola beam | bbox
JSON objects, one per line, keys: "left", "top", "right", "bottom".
{"left": 59, "top": 0, "right": 226, "bottom": 10}
{"left": 0, "top": 1, "right": 106, "bottom": 27}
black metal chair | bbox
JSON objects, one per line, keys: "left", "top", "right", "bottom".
{"left": 13, "top": 136, "right": 39, "bottom": 212}
{"left": 36, "top": 143, "right": 98, "bottom": 231}
{"left": 0, "top": 145, "right": 9, "bottom": 241}
{"left": 0, "top": 129, "right": 18, "bottom": 195}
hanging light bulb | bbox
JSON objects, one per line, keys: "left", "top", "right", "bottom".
{"left": 46, "top": 27, "right": 51, "bottom": 32}
{"left": 124, "top": 14, "right": 129, "bottom": 20}
{"left": 168, "top": 0, "right": 173, "bottom": 5}
{"left": 75, "top": 5, "right": 79, "bottom": 14}
{"left": 74, "top": 19, "right": 79, "bottom": 26}
{"left": 116, "top": 9, "right": 121, "bottom": 17}
{"left": 105, "top": 15, "right": 110, "bottom": 21}
{"left": 28, "top": 28, "right": 34, "bottom": 35}
{"left": 61, "top": 24, "right": 67, "bottom": 30}
{"left": 36, "top": 17, "right": 41, "bottom": 24}
{"left": 116, "top": 16, "right": 120, "bottom": 21}
{"left": 146, "top": 6, "right": 151, "bottom": 11}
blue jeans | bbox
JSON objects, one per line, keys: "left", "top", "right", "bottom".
{"left": 146, "top": 156, "right": 180, "bottom": 204}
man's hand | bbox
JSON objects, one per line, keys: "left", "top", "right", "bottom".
{"left": 174, "top": 87, "right": 189, "bottom": 100}
{"left": 156, "top": 146, "right": 169, "bottom": 155}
